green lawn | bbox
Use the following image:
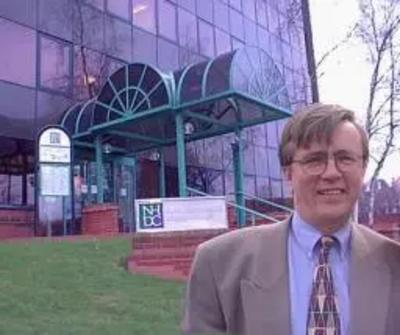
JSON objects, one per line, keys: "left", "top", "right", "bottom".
{"left": 0, "top": 237, "right": 185, "bottom": 335}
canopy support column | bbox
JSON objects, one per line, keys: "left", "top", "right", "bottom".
{"left": 95, "top": 135, "right": 104, "bottom": 203}
{"left": 232, "top": 129, "right": 246, "bottom": 227}
{"left": 176, "top": 112, "right": 187, "bottom": 197}
{"left": 158, "top": 149, "right": 166, "bottom": 198}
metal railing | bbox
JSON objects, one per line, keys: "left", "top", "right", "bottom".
{"left": 187, "top": 186, "right": 281, "bottom": 226}
{"left": 238, "top": 191, "right": 293, "bottom": 214}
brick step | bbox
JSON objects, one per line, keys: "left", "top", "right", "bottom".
{"left": 131, "top": 257, "right": 192, "bottom": 267}
{"left": 128, "top": 264, "right": 187, "bottom": 281}
{"left": 131, "top": 246, "right": 197, "bottom": 258}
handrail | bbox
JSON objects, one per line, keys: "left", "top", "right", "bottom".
{"left": 238, "top": 191, "right": 293, "bottom": 213}
{"left": 187, "top": 186, "right": 280, "bottom": 224}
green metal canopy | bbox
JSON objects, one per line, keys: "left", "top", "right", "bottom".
{"left": 59, "top": 47, "right": 292, "bottom": 154}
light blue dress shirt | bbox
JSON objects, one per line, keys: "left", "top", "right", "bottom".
{"left": 288, "top": 211, "right": 351, "bottom": 335}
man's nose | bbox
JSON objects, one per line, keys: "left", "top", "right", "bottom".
{"left": 321, "top": 157, "right": 342, "bottom": 178}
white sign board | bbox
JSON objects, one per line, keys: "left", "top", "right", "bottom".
{"left": 39, "top": 128, "right": 71, "bottom": 163}
{"left": 40, "top": 164, "right": 71, "bottom": 196}
{"left": 135, "top": 196, "right": 228, "bottom": 233}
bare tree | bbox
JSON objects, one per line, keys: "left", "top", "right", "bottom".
{"left": 356, "top": 0, "right": 400, "bottom": 225}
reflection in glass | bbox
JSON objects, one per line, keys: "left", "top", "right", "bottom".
{"left": 0, "top": 81, "right": 35, "bottom": 139}
{"left": 198, "top": 20, "right": 215, "bottom": 58}
{"left": 158, "top": 0, "right": 177, "bottom": 41}
{"left": 244, "top": 17, "right": 257, "bottom": 47}
{"left": 230, "top": 0, "right": 242, "bottom": 11}
{"left": 215, "top": 29, "right": 231, "bottom": 55}
{"left": 268, "top": 148, "right": 281, "bottom": 179}
{"left": 256, "top": 0, "right": 268, "bottom": 28}
{"left": 197, "top": 0, "right": 213, "bottom": 23}
{"left": 133, "top": 0, "right": 156, "bottom": 33}
{"left": 72, "top": 4, "right": 104, "bottom": 52}
{"left": 133, "top": 27, "right": 157, "bottom": 65}
{"left": 178, "top": 0, "right": 195, "bottom": 13}
{"left": 256, "top": 176, "right": 271, "bottom": 198}
{"left": 178, "top": 8, "right": 198, "bottom": 52}
{"left": 254, "top": 145, "right": 269, "bottom": 177}
{"left": 213, "top": 1, "right": 230, "bottom": 32}
{"left": 0, "top": 0, "right": 36, "bottom": 27}
{"left": 229, "top": 8, "right": 244, "bottom": 40}
{"left": 157, "top": 38, "right": 179, "bottom": 71}
{"left": 243, "top": 0, "right": 255, "bottom": 21}
{"left": 270, "top": 178, "right": 283, "bottom": 199}
{"left": 105, "top": 16, "right": 132, "bottom": 62}
{"left": 107, "top": 0, "right": 130, "bottom": 20}
{"left": 38, "top": 0, "right": 72, "bottom": 41}
{"left": 0, "top": 18, "right": 36, "bottom": 87}
{"left": 40, "top": 36, "right": 72, "bottom": 94}
{"left": 74, "top": 47, "right": 123, "bottom": 100}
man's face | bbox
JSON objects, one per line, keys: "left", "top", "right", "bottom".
{"left": 285, "top": 121, "right": 367, "bottom": 232}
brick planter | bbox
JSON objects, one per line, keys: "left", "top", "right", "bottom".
{"left": 81, "top": 203, "right": 119, "bottom": 235}
{"left": 0, "top": 207, "right": 34, "bottom": 239}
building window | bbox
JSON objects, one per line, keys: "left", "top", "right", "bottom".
{"left": 107, "top": 0, "right": 130, "bottom": 20}
{"left": 197, "top": 0, "right": 213, "bottom": 23}
{"left": 256, "top": 0, "right": 268, "bottom": 28}
{"left": 132, "top": 0, "right": 156, "bottom": 33}
{"left": 178, "top": 8, "right": 198, "bottom": 52}
{"left": 244, "top": 17, "right": 257, "bottom": 47}
{"left": 157, "top": 37, "right": 179, "bottom": 71}
{"left": 38, "top": 0, "right": 72, "bottom": 41}
{"left": 198, "top": 20, "right": 215, "bottom": 58}
{"left": 229, "top": 8, "right": 244, "bottom": 41}
{"left": 105, "top": 16, "right": 132, "bottom": 62}
{"left": 178, "top": 0, "right": 196, "bottom": 13}
{"left": 243, "top": 0, "right": 256, "bottom": 21}
{"left": 0, "top": 18, "right": 36, "bottom": 87}
{"left": 215, "top": 28, "right": 231, "bottom": 55}
{"left": 133, "top": 27, "right": 157, "bottom": 65}
{"left": 158, "top": 0, "right": 177, "bottom": 42}
{"left": 39, "top": 35, "right": 72, "bottom": 94}
{"left": 214, "top": 1, "right": 230, "bottom": 32}
{"left": 230, "top": 0, "right": 242, "bottom": 11}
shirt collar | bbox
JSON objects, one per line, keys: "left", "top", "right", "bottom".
{"left": 290, "top": 211, "right": 351, "bottom": 260}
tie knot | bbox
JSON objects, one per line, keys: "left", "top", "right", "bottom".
{"left": 319, "top": 235, "right": 336, "bottom": 251}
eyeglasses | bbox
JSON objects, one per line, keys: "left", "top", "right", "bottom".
{"left": 291, "top": 152, "right": 365, "bottom": 175}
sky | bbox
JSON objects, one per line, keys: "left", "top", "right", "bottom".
{"left": 309, "top": 0, "right": 400, "bottom": 182}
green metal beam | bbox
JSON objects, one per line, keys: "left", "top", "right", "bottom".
{"left": 107, "top": 130, "right": 166, "bottom": 144}
{"left": 183, "top": 110, "right": 232, "bottom": 129}
{"left": 175, "top": 112, "right": 187, "bottom": 197}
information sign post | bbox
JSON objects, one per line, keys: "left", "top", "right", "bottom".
{"left": 36, "top": 126, "right": 74, "bottom": 236}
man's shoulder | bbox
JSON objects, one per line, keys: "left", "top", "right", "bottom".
{"left": 197, "top": 222, "right": 285, "bottom": 256}
{"left": 354, "top": 223, "right": 400, "bottom": 259}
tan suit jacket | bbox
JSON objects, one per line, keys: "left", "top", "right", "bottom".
{"left": 181, "top": 219, "right": 400, "bottom": 335}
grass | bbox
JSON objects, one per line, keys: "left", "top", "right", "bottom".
{"left": 0, "top": 237, "right": 185, "bottom": 335}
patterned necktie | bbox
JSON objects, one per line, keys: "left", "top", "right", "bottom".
{"left": 307, "top": 236, "right": 341, "bottom": 335}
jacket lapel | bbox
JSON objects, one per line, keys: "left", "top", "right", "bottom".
{"left": 350, "top": 224, "right": 391, "bottom": 335}
{"left": 240, "top": 219, "right": 291, "bottom": 335}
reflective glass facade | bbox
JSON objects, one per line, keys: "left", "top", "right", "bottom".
{"left": 0, "top": 0, "right": 313, "bottom": 206}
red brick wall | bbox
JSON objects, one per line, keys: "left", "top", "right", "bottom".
{"left": 81, "top": 203, "right": 119, "bottom": 235}
{"left": 0, "top": 208, "right": 34, "bottom": 239}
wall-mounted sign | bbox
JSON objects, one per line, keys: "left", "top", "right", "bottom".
{"left": 135, "top": 196, "right": 228, "bottom": 233}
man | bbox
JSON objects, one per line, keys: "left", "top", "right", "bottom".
{"left": 181, "top": 103, "right": 400, "bottom": 335}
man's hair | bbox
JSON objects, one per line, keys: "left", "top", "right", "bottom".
{"left": 278, "top": 103, "right": 369, "bottom": 167}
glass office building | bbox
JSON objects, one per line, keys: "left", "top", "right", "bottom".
{"left": 0, "top": 0, "right": 315, "bottom": 232}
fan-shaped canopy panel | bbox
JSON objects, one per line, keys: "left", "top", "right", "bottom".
{"left": 59, "top": 47, "right": 292, "bottom": 154}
